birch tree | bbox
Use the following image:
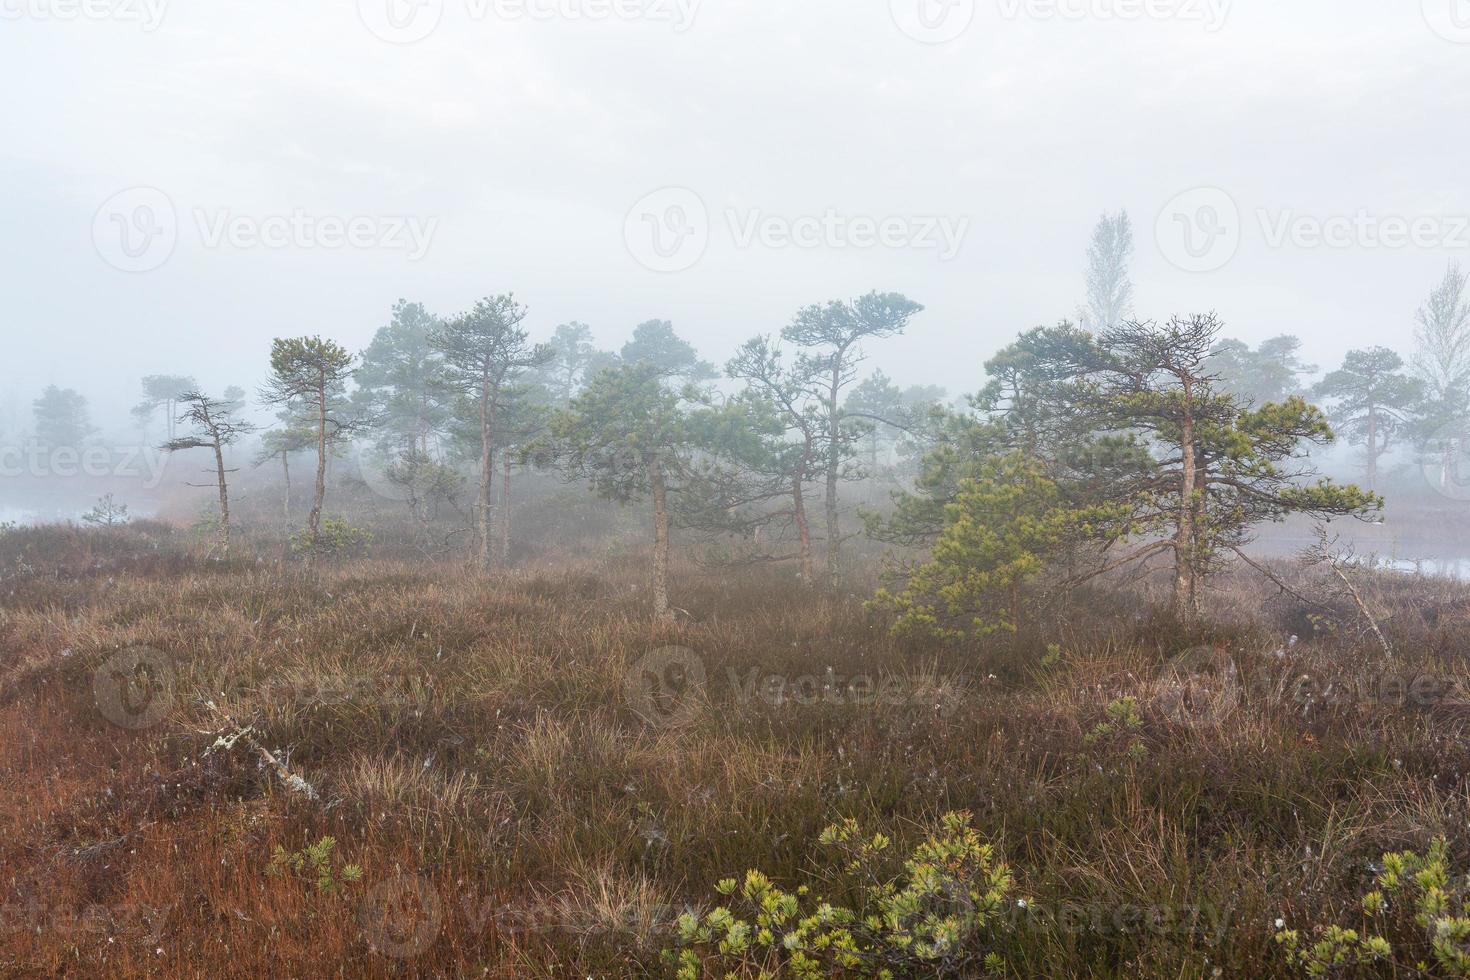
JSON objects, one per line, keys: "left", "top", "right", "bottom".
{"left": 1081, "top": 211, "right": 1134, "bottom": 331}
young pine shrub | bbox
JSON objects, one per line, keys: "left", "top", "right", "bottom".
{"left": 666, "top": 810, "right": 1018, "bottom": 979}
{"left": 290, "top": 516, "right": 373, "bottom": 559}
{"left": 870, "top": 453, "right": 1125, "bottom": 641}
{"left": 1276, "top": 837, "right": 1470, "bottom": 975}
{"left": 266, "top": 836, "right": 363, "bottom": 895}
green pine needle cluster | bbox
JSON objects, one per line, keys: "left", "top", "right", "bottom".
{"left": 1277, "top": 837, "right": 1470, "bottom": 975}
{"left": 666, "top": 810, "right": 1017, "bottom": 979}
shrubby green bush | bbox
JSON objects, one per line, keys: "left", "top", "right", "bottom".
{"left": 291, "top": 516, "right": 372, "bottom": 558}
{"left": 666, "top": 811, "right": 1017, "bottom": 979}
{"left": 1277, "top": 838, "right": 1470, "bottom": 975}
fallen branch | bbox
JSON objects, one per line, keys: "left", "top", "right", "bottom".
{"left": 201, "top": 703, "right": 318, "bottom": 800}
{"left": 1301, "top": 525, "right": 1393, "bottom": 658}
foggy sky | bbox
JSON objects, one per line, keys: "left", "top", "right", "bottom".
{"left": 4, "top": 0, "right": 1470, "bottom": 433}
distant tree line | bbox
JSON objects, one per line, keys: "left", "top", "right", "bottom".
{"left": 17, "top": 214, "right": 1470, "bottom": 629}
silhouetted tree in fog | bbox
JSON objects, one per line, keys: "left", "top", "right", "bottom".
{"left": 132, "top": 374, "right": 197, "bottom": 442}
{"left": 543, "top": 364, "right": 764, "bottom": 619}
{"left": 431, "top": 294, "right": 551, "bottom": 569}
{"left": 162, "top": 389, "right": 257, "bottom": 552}
{"left": 1313, "top": 347, "right": 1422, "bottom": 491}
{"left": 32, "top": 385, "right": 93, "bottom": 449}
{"left": 259, "top": 336, "right": 371, "bottom": 558}
{"left": 254, "top": 423, "right": 314, "bottom": 521}
{"left": 355, "top": 300, "right": 450, "bottom": 457}
{"left": 1412, "top": 262, "right": 1470, "bottom": 403}
{"left": 1411, "top": 262, "right": 1470, "bottom": 490}
{"left": 1208, "top": 335, "right": 1315, "bottom": 406}
{"left": 621, "top": 319, "right": 716, "bottom": 383}
{"left": 539, "top": 322, "right": 602, "bottom": 404}
{"left": 781, "top": 291, "right": 923, "bottom": 586}
{"left": 1081, "top": 211, "right": 1134, "bottom": 331}
{"left": 726, "top": 334, "right": 825, "bottom": 582}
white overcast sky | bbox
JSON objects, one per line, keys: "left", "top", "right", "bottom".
{"left": 4, "top": 0, "right": 1470, "bottom": 430}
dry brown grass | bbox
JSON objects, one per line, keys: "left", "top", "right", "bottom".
{"left": 4, "top": 522, "right": 1470, "bottom": 976}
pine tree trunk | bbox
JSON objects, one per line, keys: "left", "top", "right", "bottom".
{"left": 794, "top": 472, "right": 813, "bottom": 584}
{"left": 499, "top": 458, "right": 511, "bottom": 566}
{"left": 213, "top": 439, "right": 230, "bottom": 553}
{"left": 477, "top": 380, "right": 495, "bottom": 570}
{"left": 868, "top": 434, "right": 879, "bottom": 506}
{"left": 1173, "top": 393, "right": 1197, "bottom": 622}
{"left": 1367, "top": 405, "right": 1379, "bottom": 491}
{"left": 307, "top": 378, "right": 327, "bottom": 558}
{"left": 1190, "top": 446, "right": 1206, "bottom": 617}
{"left": 825, "top": 361, "right": 842, "bottom": 588}
{"left": 650, "top": 456, "right": 671, "bottom": 621}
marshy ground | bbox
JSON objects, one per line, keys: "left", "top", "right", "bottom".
{"left": 3, "top": 522, "right": 1470, "bottom": 977}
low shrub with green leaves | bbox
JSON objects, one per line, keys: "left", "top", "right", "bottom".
{"left": 1276, "top": 837, "right": 1470, "bottom": 975}
{"left": 666, "top": 811, "right": 1018, "bottom": 979}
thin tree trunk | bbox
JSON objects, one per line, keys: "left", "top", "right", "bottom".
{"left": 499, "top": 457, "right": 511, "bottom": 566}
{"left": 794, "top": 474, "right": 814, "bottom": 583}
{"left": 650, "top": 456, "right": 671, "bottom": 621}
{"left": 477, "top": 378, "right": 495, "bottom": 570}
{"left": 1173, "top": 388, "right": 1197, "bottom": 621}
{"left": 1366, "top": 405, "right": 1379, "bottom": 491}
{"left": 825, "top": 360, "right": 842, "bottom": 588}
{"left": 307, "top": 378, "right": 327, "bottom": 556}
{"left": 281, "top": 453, "right": 291, "bottom": 522}
{"left": 868, "top": 434, "right": 879, "bottom": 506}
{"left": 1190, "top": 445, "right": 1206, "bottom": 617}
{"left": 212, "top": 439, "right": 230, "bottom": 553}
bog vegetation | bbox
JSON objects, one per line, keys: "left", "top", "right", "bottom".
{"left": 6, "top": 241, "right": 1470, "bottom": 976}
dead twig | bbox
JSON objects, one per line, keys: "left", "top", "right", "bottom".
{"left": 1301, "top": 525, "right": 1393, "bottom": 657}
